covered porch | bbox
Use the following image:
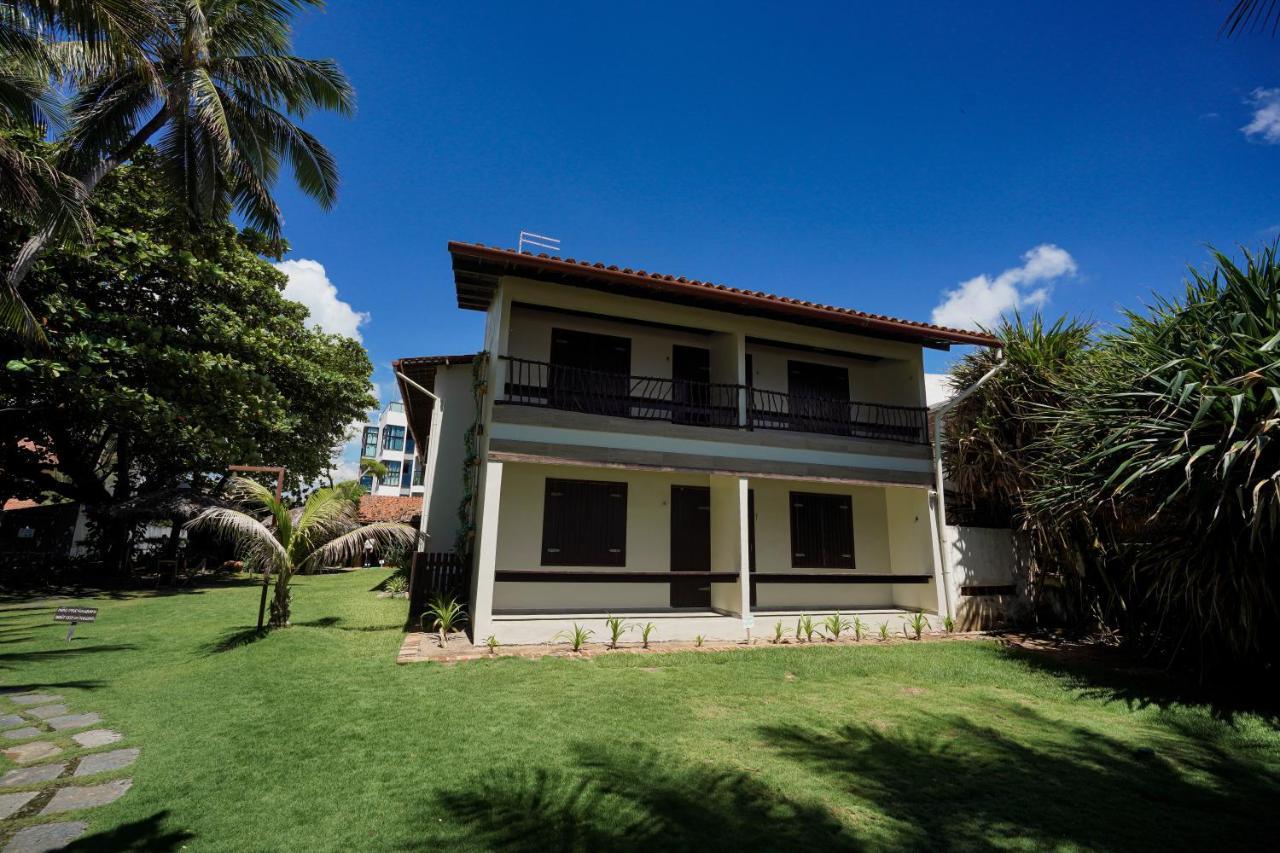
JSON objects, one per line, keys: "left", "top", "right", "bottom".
{"left": 469, "top": 458, "right": 944, "bottom": 645}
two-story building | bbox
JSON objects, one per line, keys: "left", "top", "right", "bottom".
{"left": 395, "top": 242, "right": 997, "bottom": 645}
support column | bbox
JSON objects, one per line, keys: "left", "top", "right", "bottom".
{"left": 736, "top": 476, "right": 752, "bottom": 626}
{"left": 469, "top": 461, "right": 503, "bottom": 643}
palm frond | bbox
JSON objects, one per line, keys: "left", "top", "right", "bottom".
{"left": 300, "top": 522, "right": 417, "bottom": 574}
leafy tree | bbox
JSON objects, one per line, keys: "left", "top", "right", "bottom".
{"left": 0, "top": 150, "right": 374, "bottom": 570}
{"left": 4, "top": 0, "right": 354, "bottom": 340}
{"left": 188, "top": 477, "right": 415, "bottom": 627}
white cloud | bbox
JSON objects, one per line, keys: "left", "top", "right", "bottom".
{"left": 274, "top": 258, "right": 370, "bottom": 341}
{"left": 931, "top": 244, "right": 1077, "bottom": 331}
{"left": 1242, "top": 87, "right": 1280, "bottom": 143}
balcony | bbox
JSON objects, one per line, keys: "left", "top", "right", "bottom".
{"left": 499, "top": 355, "right": 928, "bottom": 445}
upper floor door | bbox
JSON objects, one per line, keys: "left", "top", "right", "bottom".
{"left": 550, "top": 328, "right": 631, "bottom": 416}
{"left": 787, "top": 360, "right": 850, "bottom": 435}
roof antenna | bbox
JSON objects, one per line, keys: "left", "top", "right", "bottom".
{"left": 517, "top": 231, "right": 560, "bottom": 255}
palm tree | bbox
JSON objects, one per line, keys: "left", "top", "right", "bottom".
{"left": 4, "top": 0, "right": 354, "bottom": 339}
{"left": 1, "top": 0, "right": 161, "bottom": 338}
{"left": 188, "top": 477, "right": 416, "bottom": 628}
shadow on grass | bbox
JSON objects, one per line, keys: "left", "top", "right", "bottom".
{"left": 757, "top": 703, "right": 1280, "bottom": 851}
{"left": 423, "top": 742, "right": 856, "bottom": 852}
{"left": 996, "top": 639, "right": 1280, "bottom": 727}
{"left": 0, "top": 644, "right": 137, "bottom": 669}
{"left": 296, "top": 616, "right": 403, "bottom": 633}
{"left": 201, "top": 626, "right": 270, "bottom": 654}
{"left": 65, "top": 810, "right": 194, "bottom": 851}
{"left": 1, "top": 679, "right": 105, "bottom": 693}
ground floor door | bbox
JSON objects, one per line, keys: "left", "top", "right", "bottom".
{"left": 670, "top": 485, "right": 711, "bottom": 608}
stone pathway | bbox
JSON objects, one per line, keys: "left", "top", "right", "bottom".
{"left": 0, "top": 692, "right": 139, "bottom": 852}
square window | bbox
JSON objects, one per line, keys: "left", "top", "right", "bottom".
{"left": 541, "top": 478, "right": 627, "bottom": 566}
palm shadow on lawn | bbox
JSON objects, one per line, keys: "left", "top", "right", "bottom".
{"left": 0, "top": 644, "right": 137, "bottom": 670}
{"left": 424, "top": 741, "right": 857, "bottom": 852}
{"left": 757, "top": 702, "right": 1280, "bottom": 851}
{"left": 64, "top": 810, "right": 194, "bottom": 852}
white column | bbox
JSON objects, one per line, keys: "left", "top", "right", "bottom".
{"left": 736, "top": 476, "right": 752, "bottom": 626}
{"left": 926, "top": 491, "right": 953, "bottom": 620}
{"left": 469, "top": 461, "right": 503, "bottom": 643}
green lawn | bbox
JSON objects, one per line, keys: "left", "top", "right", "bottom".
{"left": 1, "top": 570, "right": 1277, "bottom": 852}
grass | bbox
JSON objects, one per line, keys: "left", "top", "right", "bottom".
{"left": 1, "top": 570, "right": 1277, "bottom": 851}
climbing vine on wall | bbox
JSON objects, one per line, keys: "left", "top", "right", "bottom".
{"left": 454, "top": 351, "right": 489, "bottom": 562}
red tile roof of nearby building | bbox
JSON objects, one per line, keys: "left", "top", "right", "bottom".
{"left": 2, "top": 499, "right": 41, "bottom": 512}
{"left": 448, "top": 241, "right": 999, "bottom": 349}
{"left": 356, "top": 495, "right": 421, "bottom": 524}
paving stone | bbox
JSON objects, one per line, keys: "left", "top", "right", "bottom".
{"left": 70, "top": 730, "right": 121, "bottom": 749}
{"left": 8, "top": 694, "right": 61, "bottom": 706}
{"left": 73, "top": 747, "right": 138, "bottom": 777}
{"left": 0, "top": 762, "right": 66, "bottom": 787}
{"left": 40, "top": 778, "right": 131, "bottom": 814}
{"left": 0, "top": 791, "right": 38, "bottom": 820}
{"left": 24, "top": 705, "right": 68, "bottom": 721}
{"left": 2, "top": 742, "right": 62, "bottom": 764}
{"left": 1, "top": 727, "right": 42, "bottom": 741}
{"left": 45, "top": 713, "right": 99, "bottom": 732}
{"left": 3, "top": 821, "right": 87, "bottom": 853}
{"left": 0, "top": 715, "right": 26, "bottom": 728}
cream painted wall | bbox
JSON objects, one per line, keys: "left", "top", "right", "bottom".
{"left": 746, "top": 342, "right": 923, "bottom": 408}
{"left": 491, "top": 462, "right": 710, "bottom": 611}
{"left": 494, "top": 278, "right": 928, "bottom": 408}
{"left": 885, "top": 487, "right": 939, "bottom": 611}
{"left": 423, "top": 365, "right": 473, "bottom": 550}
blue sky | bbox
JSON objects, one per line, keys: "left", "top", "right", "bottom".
{"left": 266, "top": 1, "right": 1277, "bottom": 430}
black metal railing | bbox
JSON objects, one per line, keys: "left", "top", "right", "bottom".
{"left": 498, "top": 355, "right": 928, "bottom": 444}
{"left": 501, "top": 356, "right": 739, "bottom": 428}
{"left": 747, "top": 388, "right": 928, "bottom": 444}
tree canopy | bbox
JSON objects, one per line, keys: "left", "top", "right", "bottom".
{"left": 0, "top": 148, "right": 373, "bottom": 565}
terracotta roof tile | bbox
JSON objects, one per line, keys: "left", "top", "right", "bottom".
{"left": 357, "top": 495, "right": 420, "bottom": 524}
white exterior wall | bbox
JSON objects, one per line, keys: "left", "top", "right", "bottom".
{"left": 944, "top": 524, "right": 1024, "bottom": 628}
{"left": 421, "top": 365, "right": 473, "bottom": 550}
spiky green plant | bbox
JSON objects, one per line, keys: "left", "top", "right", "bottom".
{"left": 878, "top": 621, "right": 890, "bottom": 641}
{"left": 907, "top": 611, "right": 931, "bottom": 640}
{"left": 694, "top": 634, "right": 705, "bottom": 648}
{"left": 604, "top": 615, "right": 630, "bottom": 649}
{"left": 771, "top": 620, "right": 784, "bottom": 644}
{"left": 638, "top": 622, "right": 656, "bottom": 649}
{"left": 822, "top": 612, "right": 853, "bottom": 641}
{"left": 424, "top": 595, "right": 468, "bottom": 648}
{"left": 943, "top": 615, "right": 956, "bottom": 633}
{"left": 485, "top": 634, "right": 498, "bottom": 655}
{"left": 554, "top": 623, "right": 593, "bottom": 653}
{"left": 797, "top": 614, "right": 816, "bottom": 643}
{"left": 851, "top": 615, "right": 866, "bottom": 642}
{"left": 187, "top": 476, "right": 416, "bottom": 628}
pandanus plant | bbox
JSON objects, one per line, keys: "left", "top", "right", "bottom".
{"left": 188, "top": 477, "right": 416, "bottom": 628}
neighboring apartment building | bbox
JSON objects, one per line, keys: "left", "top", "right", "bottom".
{"left": 358, "top": 401, "right": 427, "bottom": 498}
{"left": 394, "top": 242, "right": 998, "bottom": 644}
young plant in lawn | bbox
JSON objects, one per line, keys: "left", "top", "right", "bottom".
{"left": 188, "top": 477, "right": 416, "bottom": 628}
{"left": 822, "top": 612, "right": 854, "bottom": 641}
{"left": 638, "top": 622, "right": 657, "bottom": 649}
{"left": 772, "top": 620, "right": 785, "bottom": 644}
{"left": 878, "top": 622, "right": 891, "bottom": 641}
{"left": 694, "top": 634, "right": 705, "bottom": 647}
{"left": 604, "top": 615, "right": 631, "bottom": 649}
{"left": 908, "top": 611, "right": 931, "bottom": 640}
{"left": 485, "top": 635, "right": 499, "bottom": 655}
{"left": 798, "top": 614, "right": 816, "bottom": 643}
{"left": 555, "top": 623, "right": 594, "bottom": 652}
{"left": 943, "top": 615, "right": 956, "bottom": 633}
{"left": 851, "top": 616, "right": 866, "bottom": 642}
{"left": 423, "top": 595, "right": 468, "bottom": 648}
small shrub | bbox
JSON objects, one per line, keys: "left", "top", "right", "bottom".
{"left": 908, "top": 611, "right": 931, "bottom": 640}
{"left": 554, "top": 623, "right": 594, "bottom": 652}
{"left": 639, "top": 622, "right": 656, "bottom": 649}
{"left": 798, "top": 614, "right": 816, "bottom": 643}
{"left": 423, "top": 595, "right": 468, "bottom": 648}
{"left": 772, "top": 620, "right": 785, "bottom": 644}
{"left": 485, "top": 635, "right": 499, "bottom": 655}
{"left": 943, "top": 615, "right": 956, "bottom": 633}
{"left": 382, "top": 574, "right": 408, "bottom": 595}
{"left": 878, "top": 622, "right": 890, "bottom": 641}
{"left": 851, "top": 615, "right": 866, "bottom": 642}
{"left": 604, "top": 615, "right": 631, "bottom": 649}
{"left": 822, "top": 612, "right": 854, "bottom": 641}
{"left": 694, "top": 634, "right": 705, "bottom": 647}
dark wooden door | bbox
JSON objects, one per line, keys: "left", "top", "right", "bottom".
{"left": 550, "top": 328, "right": 632, "bottom": 416}
{"left": 787, "top": 360, "right": 850, "bottom": 435}
{"left": 671, "top": 345, "right": 712, "bottom": 425}
{"left": 789, "top": 491, "right": 855, "bottom": 569}
{"left": 670, "top": 485, "right": 711, "bottom": 608}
